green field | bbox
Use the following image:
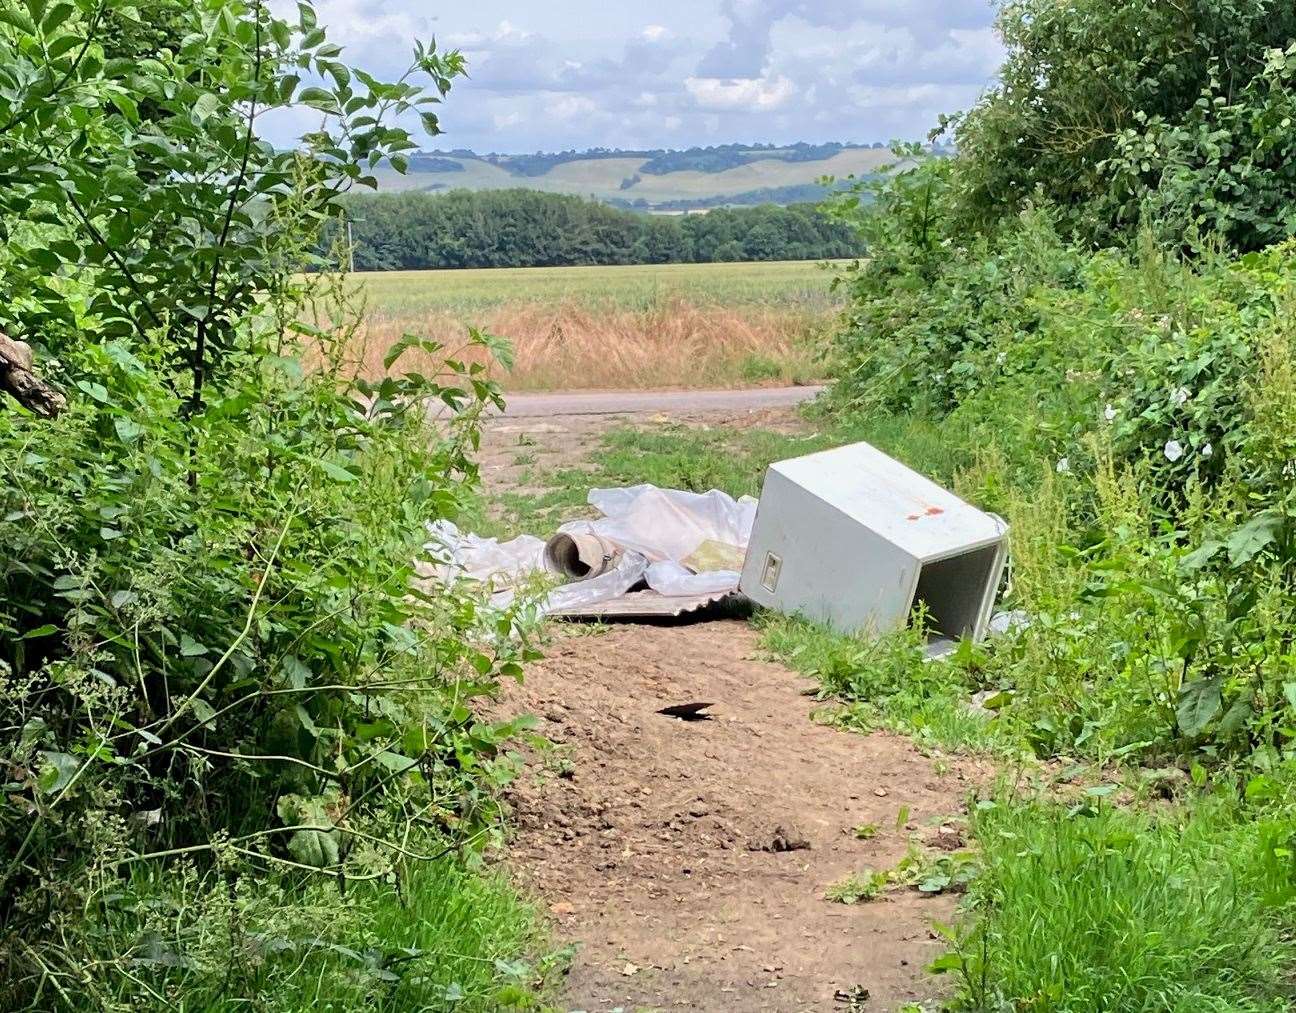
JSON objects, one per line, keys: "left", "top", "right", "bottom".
{"left": 357, "top": 259, "right": 848, "bottom": 316}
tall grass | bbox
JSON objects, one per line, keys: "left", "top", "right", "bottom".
{"left": 357, "top": 297, "right": 827, "bottom": 390}
{"left": 944, "top": 798, "right": 1296, "bottom": 1012}
{"left": 90, "top": 855, "right": 556, "bottom": 1011}
{"left": 343, "top": 261, "right": 845, "bottom": 390}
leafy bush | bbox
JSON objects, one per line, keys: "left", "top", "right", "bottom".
{"left": 813, "top": 3, "right": 1296, "bottom": 1006}
{"left": 0, "top": 1, "right": 543, "bottom": 1005}
{"left": 943, "top": 0, "right": 1296, "bottom": 249}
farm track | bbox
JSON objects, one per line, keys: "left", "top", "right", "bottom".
{"left": 479, "top": 403, "right": 985, "bottom": 1011}
{"left": 497, "top": 385, "right": 824, "bottom": 418}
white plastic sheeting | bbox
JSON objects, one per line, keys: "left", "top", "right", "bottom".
{"left": 421, "top": 485, "right": 757, "bottom": 614}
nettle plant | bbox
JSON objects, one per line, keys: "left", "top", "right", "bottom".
{"left": 0, "top": 0, "right": 530, "bottom": 998}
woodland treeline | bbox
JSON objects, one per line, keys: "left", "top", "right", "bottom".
{"left": 338, "top": 189, "right": 865, "bottom": 270}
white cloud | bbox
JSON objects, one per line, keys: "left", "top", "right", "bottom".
{"left": 551, "top": 95, "right": 599, "bottom": 120}
{"left": 257, "top": 1, "right": 1004, "bottom": 154}
{"left": 684, "top": 74, "right": 796, "bottom": 110}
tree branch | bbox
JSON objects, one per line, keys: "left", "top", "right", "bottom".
{"left": 0, "top": 333, "right": 66, "bottom": 418}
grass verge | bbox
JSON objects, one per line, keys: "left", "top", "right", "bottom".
{"left": 940, "top": 796, "right": 1296, "bottom": 1012}
{"left": 93, "top": 853, "right": 562, "bottom": 1011}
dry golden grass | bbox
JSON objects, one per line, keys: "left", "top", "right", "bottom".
{"left": 351, "top": 296, "right": 829, "bottom": 391}
{"left": 332, "top": 261, "right": 845, "bottom": 390}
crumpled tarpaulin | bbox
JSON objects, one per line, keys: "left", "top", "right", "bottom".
{"left": 420, "top": 484, "right": 757, "bottom": 615}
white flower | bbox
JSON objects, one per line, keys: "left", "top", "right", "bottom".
{"left": 1103, "top": 403, "right": 1117, "bottom": 423}
{"left": 1201, "top": 442, "right": 1213, "bottom": 458}
{"left": 1172, "top": 387, "right": 1191, "bottom": 406}
{"left": 1164, "top": 440, "right": 1184, "bottom": 463}
{"left": 996, "top": 351, "right": 1007, "bottom": 366}
{"left": 1056, "top": 457, "right": 1071, "bottom": 474}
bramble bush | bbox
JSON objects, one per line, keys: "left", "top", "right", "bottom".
{"left": 0, "top": 2, "right": 545, "bottom": 1007}
{"left": 811, "top": 5, "right": 1296, "bottom": 1006}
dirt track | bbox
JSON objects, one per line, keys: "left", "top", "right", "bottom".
{"left": 481, "top": 404, "right": 980, "bottom": 1011}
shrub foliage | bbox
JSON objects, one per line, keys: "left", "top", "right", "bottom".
{"left": 0, "top": 1, "right": 535, "bottom": 1006}
{"left": 819, "top": 5, "right": 1296, "bottom": 1008}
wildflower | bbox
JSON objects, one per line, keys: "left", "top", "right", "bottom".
{"left": 1201, "top": 442, "right": 1213, "bottom": 458}
{"left": 1164, "top": 440, "right": 1184, "bottom": 462}
{"left": 1103, "top": 404, "right": 1117, "bottom": 423}
{"left": 996, "top": 351, "right": 1007, "bottom": 366}
{"left": 1172, "top": 387, "right": 1191, "bottom": 406}
{"left": 1056, "top": 457, "right": 1070, "bottom": 474}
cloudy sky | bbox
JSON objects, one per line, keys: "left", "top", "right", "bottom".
{"left": 266, "top": 0, "right": 1005, "bottom": 153}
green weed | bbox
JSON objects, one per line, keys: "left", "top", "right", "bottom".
{"left": 826, "top": 869, "right": 890, "bottom": 905}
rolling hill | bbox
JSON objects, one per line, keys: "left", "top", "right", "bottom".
{"left": 372, "top": 142, "right": 896, "bottom": 210}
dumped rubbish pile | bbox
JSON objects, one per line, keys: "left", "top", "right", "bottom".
{"left": 423, "top": 441, "right": 1013, "bottom": 648}
{"left": 422, "top": 484, "right": 757, "bottom": 619}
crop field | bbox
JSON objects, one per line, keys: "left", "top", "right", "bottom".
{"left": 349, "top": 260, "right": 846, "bottom": 390}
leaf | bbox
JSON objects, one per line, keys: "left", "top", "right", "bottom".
{"left": 294, "top": 704, "right": 319, "bottom": 737}
{"left": 76, "top": 380, "right": 110, "bottom": 403}
{"left": 1176, "top": 677, "right": 1222, "bottom": 737}
{"left": 383, "top": 332, "right": 442, "bottom": 369}
{"left": 1226, "top": 512, "right": 1283, "bottom": 565}
{"left": 287, "top": 827, "right": 340, "bottom": 868}
{"left": 21, "top": 623, "right": 58, "bottom": 639}
{"left": 297, "top": 86, "right": 336, "bottom": 112}
{"left": 114, "top": 417, "right": 143, "bottom": 442}
{"left": 191, "top": 92, "right": 221, "bottom": 122}
{"left": 37, "top": 751, "right": 79, "bottom": 794}
{"left": 180, "top": 634, "right": 209, "bottom": 657}
{"left": 314, "top": 457, "right": 357, "bottom": 482}
{"left": 1218, "top": 694, "right": 1253, "bottom": 736}
{"left": 927, "top": 952, "right": 965, "bottom": 975}
{"left": 282, "top": 655, "right": 310, "bottom": 690}
{"left": 1181, "top": 538, "right": 1224, "bottom": 571}
{"left": 21, "top": 718, "right": 47, "bottom": 749}
{"left": 468, "top": 327, "right": 515, "bottom": 370}
{"left": 279, "top": 792, "right": 342, "bottom": 868}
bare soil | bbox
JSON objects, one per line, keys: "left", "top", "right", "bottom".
{"left": 481, "top": 406, "right": 985, "bottom": 1012}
